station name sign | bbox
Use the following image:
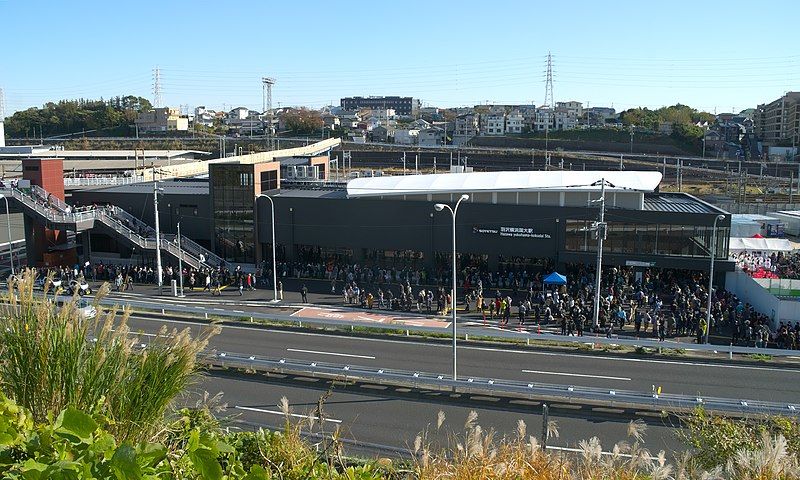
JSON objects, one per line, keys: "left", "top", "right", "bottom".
{"left": 473, "top": 226, "right": 552, "bottom": 239}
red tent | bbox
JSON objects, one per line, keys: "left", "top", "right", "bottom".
{"left": 752, "top": 233, "right": 765, "bottom": 238}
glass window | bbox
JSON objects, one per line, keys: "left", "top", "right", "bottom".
{"left": 564, "top": 220, "right": 730, "bottom": 259}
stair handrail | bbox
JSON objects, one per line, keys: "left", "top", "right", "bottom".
{"left": 163, "top": 233, "right": 227, "bottom": 268}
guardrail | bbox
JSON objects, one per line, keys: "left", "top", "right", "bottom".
{"left": 101, "top": 295, "right": 800, "bottom": 359}
{"left": 207, "top": 351, "right": 799, "bottom": 417}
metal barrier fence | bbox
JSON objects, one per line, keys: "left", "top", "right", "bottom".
{"left": 98, "top": 295, "right": 800, "bottom": 359}
{"left": 207, "top": 351, "right": 799, "bottom": 417}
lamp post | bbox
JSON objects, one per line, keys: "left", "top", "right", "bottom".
{"left": 176, "top": 221, "right": 185, "bottom": 297}
{"left": 0, "top": 194, "right": 14, "bottom": 275}
{"left": 705, "top": 214, "right": 726, "bottom": 344}
{"left": 257, "top": 194, "right": 279, "bottom": 303}
{"left": 153, "top": 181, "right": 164, "bottom": 295}
{"left": 434, "top": 193, "right": 469, "bottom": 381}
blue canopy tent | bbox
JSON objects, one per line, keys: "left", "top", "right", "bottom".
{"left": 543, "top": 271, "right": 567, "bottom": 286}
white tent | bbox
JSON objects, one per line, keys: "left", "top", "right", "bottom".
{"left": 728, "top": 237, "right": 794, "bottom": 252}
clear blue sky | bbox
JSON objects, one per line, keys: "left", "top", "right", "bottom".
{"left": 1, "top": 0, "right": 798, "bottom": 115}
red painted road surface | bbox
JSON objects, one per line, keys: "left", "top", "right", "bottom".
{"left": 291, "top": 307, "right": 451, "bottom": 329}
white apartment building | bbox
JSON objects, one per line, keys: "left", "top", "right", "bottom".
{"left": 534, "top": 108, "right": 554, "bottom": 131}
{"left": 194, "top": 106, "right": 216, "bottom": 128}
{"left": 505, "top": 110, "right": 524, "bottom": 134}
{"left": 554, "top": 107, "right": 578, "bottom": 130}
{"left": 485, "top": 113, "right": 506, "bottom": 135}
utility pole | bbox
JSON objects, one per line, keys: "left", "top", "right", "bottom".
{"left": 591, "top": 179, "right": 606, "bottom": 330}
{"left": 153, "top": 179, "right": 163, "bottom": 295}
{"left": 629, "top": 127, "right": 634, "bottom": 153}
{"left": 403, "top": 152, "right": 407, "bottom": 175}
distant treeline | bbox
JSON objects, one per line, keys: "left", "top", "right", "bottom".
{"left": 4, "top": 95, "right": 153, "bottom": 138}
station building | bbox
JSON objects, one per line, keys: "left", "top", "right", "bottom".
{"left": 254, "top": 170, "right": 733, "bottom": 273}
{"left": 69, "top": 165, "right": 733, "bottom": 275}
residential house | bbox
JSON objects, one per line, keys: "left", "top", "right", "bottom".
{"left": 411, "top": 118, "right": 431, "bottom": 130}
{"left": 394, "top": 129, "right": 419, "bottom": 145}
{"left": 587, "top": 107, "right": 616, "bottom": 126}
{"left": 418, "top": 126, "right": 445, "bottom": 146}
{"left": 338, "top": 111, "right": 361, "bottom": 129}
{"left": 505, "top": 110, "right": 524, "bottom": 134}
{"left": 135, "top": 107, "right": 188, "bottom": 133}
{"left": 322, "top": 113, "right": 341, "bottom": 130}
{"left": 534, "top": 108, "right": 554, "bottom": 131}
{"left": 453, "top": 113, "right": 479, "bottom": 146}
{"left": 556, "top": 101, "right": 583, "bottom": 118}
{"left": 370, "top": 125, "right": 390, "bottom": 143}
{"left": 193, "top": 106, "right": 216, "bottom": 128}
{"left": 225, "top": 107, "right": 263, "bottom": 134}
{"left": 485, "top": 113, "right": 506, "bottom": 135}
{"left": 554, "top": 107, "right": 578, "bottom": 130}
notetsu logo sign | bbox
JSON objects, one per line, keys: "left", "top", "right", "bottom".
{"left": 472, "top": 226, "right": 551, "bottom": 239}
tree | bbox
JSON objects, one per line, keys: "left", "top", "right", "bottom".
{"left": 3, "top": 95, "right": 152, "bottom": 138}
{"left": 281, "top": 108, "right": 323, "bottom": 134}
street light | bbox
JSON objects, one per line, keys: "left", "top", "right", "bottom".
{"left": 434, "top": 193, "right": 469, "bottom": 381}
{"left": 0, "top": 194, "right": 14, "bottom": 275}
{"left": 705, "top": 214, "right": 726, "bottom": 344}
{"left": 176, "top": 221, "right": 185, "bottom": 298}
{"left": 257, "top": 194, "right": 279, "bottom": 303}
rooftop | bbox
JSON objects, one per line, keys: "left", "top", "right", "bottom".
{"left": 642, "top": 193, "right": 726, "bottom": 214}
{"left": 0, "top": 149, "right": 211, "bottom": 159}
{"left": 86, "top": 180, "right": 209, "bottom": 196}
{"left": 346, "top": 170, "right": 663, "bottom": 198}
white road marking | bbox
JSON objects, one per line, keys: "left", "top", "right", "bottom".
{"left": 235, "top": 406, "right": 342, "bottom": 424}
{"left": 125, "top": 315, "right": 796, "bottom": 374}
{"left": 522, "top": 369, "right": 631, "bottom": 381}
{"left": 286, "top": 348, "right": 375, "bottom": 359}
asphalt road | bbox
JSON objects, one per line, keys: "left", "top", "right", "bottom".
{"left": 126, "top": 314, "right": 800, "bottom": 404}
{"left": 193, "top": 371, "right": 685, "bottom": 457}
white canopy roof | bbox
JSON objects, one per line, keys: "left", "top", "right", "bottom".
{"left": 346, "top": 170, "right": 663, "bottom": 198}
{"left": 729, "top": 237, "right": 794, "bottom": 252}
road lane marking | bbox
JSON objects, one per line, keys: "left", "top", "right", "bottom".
{"left": 522, "top": 369, "right": 631, "bottom": 381}
{"left": 286, "top": 348, "right": 375, "bottom": 359}
{"left": 125, "top": 316, "right": 797, "bottom": 373}
{"left": 235, "top": 406, "right": 342, "bottom": 423}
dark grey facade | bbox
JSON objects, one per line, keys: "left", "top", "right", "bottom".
{"left": 255, "top": 190, "right": 733, "bottom": 273}
{"left": 68, "top": 181, "right": 734, "bottom": 274}
{"left": 70, "top": 180, "right": 213, "bottom": 254}
{"left": 340, "top": 96, "right": 420, "bottom": 116}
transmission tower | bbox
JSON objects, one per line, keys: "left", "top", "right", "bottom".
{"left": 543, "top": 52, "right": 554, "bottom": 109}
{"left": 542, "top": 52, "right": 555, "bottom": 159}
{"left": 262, "top": 77, "right": 276, "bottom": 149}
{"left": 152, "top": 67, "right": 163, "bottom": 108}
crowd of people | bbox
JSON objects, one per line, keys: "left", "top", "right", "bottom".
{"left": 28, "top": 252, "right": 800, "bottom": 349}
{"left": 733, "top": 251, "right": 800, "bottom": 280}
{"left": 274, "top": 259, "right": 798, "bottom": 348}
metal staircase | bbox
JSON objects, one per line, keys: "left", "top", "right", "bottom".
{"left": 1, "top": 186, "right": 226, "bottom": 270}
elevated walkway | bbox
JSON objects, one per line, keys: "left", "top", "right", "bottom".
{"left": 0, "top": 185, "right": 226, "bottom": 270}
